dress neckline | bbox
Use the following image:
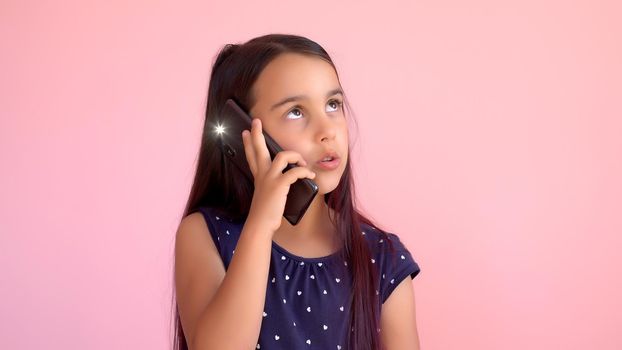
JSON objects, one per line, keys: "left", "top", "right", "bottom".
{"left": 271, "top": 239, "right": 343, "bottom": 263}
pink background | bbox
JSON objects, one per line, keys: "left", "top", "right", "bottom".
{"left": 1, "top": 0, "right": 621, "bottom": 349}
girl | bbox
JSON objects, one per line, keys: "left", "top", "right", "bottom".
{"left": 172, "top": 34, "right": 421, "bottom": 350}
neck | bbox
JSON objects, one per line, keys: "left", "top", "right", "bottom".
{"left": 273, "top": 194, "right": 336, "bottom": 241}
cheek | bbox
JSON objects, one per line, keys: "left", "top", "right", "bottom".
{"left": 265, "top": 128, "right": 295, "bottom": 151}
{"left": 275, "top": 139, "right": 308, "bottom": 162}
{"left": 275, "top": 138, "right": 299, "bottom": 152}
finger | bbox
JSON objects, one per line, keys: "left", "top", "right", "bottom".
{"left": 267, "top": 151, "right": 308, "bottom": 178}
{"left": 251, "top": 118, "right": 272, "bottom": 174}
{"left": 241, "top": 129, "right": 257, "bottom": 178}
{"left": 281, "top": 166, "right": 317, "bottom": 186}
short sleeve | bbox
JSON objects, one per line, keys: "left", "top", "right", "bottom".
{"left": 196, "top": 206, "right": 233, "bottom": 268}
{"left": 196, "top": 206, "right": 219, "bottom": 242}
{"left": 379, "top": 233, "right": 421, "bottom": 304}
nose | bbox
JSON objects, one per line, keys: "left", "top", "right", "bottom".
{"left": 313, "top": 111, "right": 338, "bottom": 143}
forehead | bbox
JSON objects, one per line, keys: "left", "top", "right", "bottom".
{"left": 251, "top": 53, "right": 339, "bottom": 106}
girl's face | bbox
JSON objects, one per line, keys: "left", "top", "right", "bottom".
{"left": 249, "top": 53, "right": 349, "bottom": 194}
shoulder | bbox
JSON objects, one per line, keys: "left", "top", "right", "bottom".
{"left": 190, "top": 206, "right": 243, "bottom": 268}
{"left": 177, "top": 211, "right": 210, "bottom": 242}
{"left": 183, "top": 209, "right": 206, "bottom": 224}
{"left": 360, "top": 222, "right": 409, "bottom": 255}
{"left": 192, "top": 206, "right": 239, "bottom": 238}
{"left": 360, "top": 222, "right": 421, "bottom": 304}
{"left": 175, "top": 210, "right": 218, "bottom": 261}
{"left": 175, "top": 211, "right": 223, "bottom": 291}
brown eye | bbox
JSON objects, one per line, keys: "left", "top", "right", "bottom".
{"left": 285, "top": 100, "right": 343, "bottom": 120}
{"left": 327, "top": 99, "right": 343, "bottom": 112}
{"left": 285, "top": 107, "right": 303, "bottom": 120}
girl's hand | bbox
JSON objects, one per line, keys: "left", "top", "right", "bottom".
{"left": 241, "top": 118, "right": 316, "bottom": 235}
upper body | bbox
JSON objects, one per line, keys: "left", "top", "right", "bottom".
{"left": 189, "top": 205, "right": 421, "bottom": 349}
{"left": 174, "top": 34, "right": 422, "bottom": 350}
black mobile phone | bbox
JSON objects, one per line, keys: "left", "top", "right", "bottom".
{"left": 215, "top": 98, "right": 319, "bottom": 226}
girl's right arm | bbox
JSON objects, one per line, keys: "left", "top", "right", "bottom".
{"left": 175, "top": 118, "right": 316, "bottom": 350}
{"left": 175, "top": 214, "right": 274, "bottom": 350}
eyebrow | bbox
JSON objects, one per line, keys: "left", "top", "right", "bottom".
{"left": 270, "top": 88, "right": 343, "bottom": 111}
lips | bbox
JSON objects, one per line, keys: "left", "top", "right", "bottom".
{"left": 316, "top": 150, "right": 340, "bottom": 164}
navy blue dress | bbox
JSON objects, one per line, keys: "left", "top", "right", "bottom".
{"left": 197, "top": 206, "right": 421, "bottom": 349}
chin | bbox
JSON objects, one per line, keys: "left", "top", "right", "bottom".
{"left": 316, "top": 184, "right": 336, "bottom": 196}
{"left": 313, "top": 171, "right": 343, "bottom": 195}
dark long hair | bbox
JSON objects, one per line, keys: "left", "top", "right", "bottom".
{"left": 171, "top": 33, "right": 396, "bottom": 350}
